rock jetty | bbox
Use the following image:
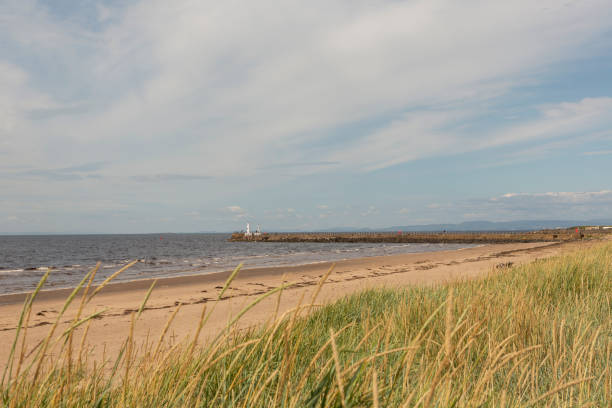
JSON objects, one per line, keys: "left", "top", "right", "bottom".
{"left": 228, "top": 229, "right": 601, "bottom": 244}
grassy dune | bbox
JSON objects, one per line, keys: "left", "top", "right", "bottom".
{"left": 1, "top": 243, "right": 610, "bottom": 407}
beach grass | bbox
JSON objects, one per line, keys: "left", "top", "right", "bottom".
{"left": 1, "top": 243, "right": 610, "bottom": 407}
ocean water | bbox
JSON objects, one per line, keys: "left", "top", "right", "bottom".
{"left": 0, "top": 234, "right": 473, "bottom": 295}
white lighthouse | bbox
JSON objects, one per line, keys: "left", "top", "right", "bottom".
{"left": 245, "top": 223, "right": 251, "bottom": 237}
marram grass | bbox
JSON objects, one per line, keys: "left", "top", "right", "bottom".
{"left": 1, "top": 244, "right": 610, "bottom": 407}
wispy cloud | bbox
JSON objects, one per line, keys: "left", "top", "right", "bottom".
{"left": 131, "top": 174, "right": 211, "bottom": 182}
{"left": 3, "top": 0, "right": 611, "bottom": 177}
{"left": 431, "top": 191, "right": 612, "bottom": 221}
{"left": 224, "top": 205, "right": 250, "bottom": 221}
{"left": 226, "top": 206, "right": 244, "bottom": 213}
{"left": 582, "top": 150, "right": 612, "bottom": 156}
{"left": 8, "top": 161, "right": 109, "bottom": 181}
{"left": 1, "top": 1, "right": 611, "bottom": 232}
{"left": 257, "top": 161, "right": 340, "bottom": 170}
{"left": 331, "top": 97, "right": 612, "bottom": 171}
{"left": 59, "top": 162, "right": 108, "bottom": 172}
{"left": 495, "top": 190, "right": 612, "bottom": 203}
{"left": 360, "top": 206, "right": 379, "bottom": 217}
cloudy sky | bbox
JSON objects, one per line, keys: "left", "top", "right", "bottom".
{"left": 1, "top": 0, "right": 612, "bottom": 233}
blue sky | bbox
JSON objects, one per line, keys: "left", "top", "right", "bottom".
{"left": 1, "top": 0, "right": 612, "bottom": 233}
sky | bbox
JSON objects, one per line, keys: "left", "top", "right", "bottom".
{"left": 1, "top": 0, "right": 612, "bottom": 233}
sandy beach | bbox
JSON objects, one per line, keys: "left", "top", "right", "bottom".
{"left": 0, "top": 238, "right": 603, "bottom": 368}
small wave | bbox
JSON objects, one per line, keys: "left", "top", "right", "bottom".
{"left": 0, "top": 269, "right": 25, "bottom": 274}
{"left": 62, "top": 264, "right": 87, "bottom": 270}
{"left": 335, "top": 248, "right": 361, "bottom": 253}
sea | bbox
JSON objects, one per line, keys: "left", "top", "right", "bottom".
{"left": 0, "top": 234, "right": 474, "bottom": 295}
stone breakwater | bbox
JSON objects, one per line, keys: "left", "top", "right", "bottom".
{"left": 229, "top": 230, "right": 604, "bottom": 244}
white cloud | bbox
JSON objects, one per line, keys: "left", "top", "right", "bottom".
{"left": 400, "top": 190, "right": 612, "bottom": 224}
{"left": 330, "top": 109, "right": 470, "bottom": 171}
{"left": 483, "top": 98, "right": 612, "bottom": 149}
{"left": 1, "top": 1, "right": 611, "bottom": 231}
{"left": 2, "top": 0, "right": 611, "bottom": 176}
{"left": 223, "top": 205, "right": 250, "bottom": 221}
{"left": 361, "top": 206, "right": 379, "bottom": 217}
{"left": 583, "top": 149, "right": 612, "bottom": 156}
{"left": 497, "top": 190, "right": 612, "bottom": 203}
{"left": 0, "top": 61, "right": 57, "bottom": 144}
{"left": 458, "top": 190, "right": 612, "bottom": 220}
{"left": 226, "top": 206, "right": 244, "bottom": 213}
{"left": 131, "top": 174, "right": 211, "bottom": 182}
{"left": 331, "top": 97, "right": 612, "bottom": 171}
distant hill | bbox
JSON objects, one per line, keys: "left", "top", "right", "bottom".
{"left": 319, "top": 219, "right": 612, "bottom": 233}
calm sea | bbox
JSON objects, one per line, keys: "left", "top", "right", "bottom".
{"left": 0, "top": 234, "right": 473, "bottom": 295}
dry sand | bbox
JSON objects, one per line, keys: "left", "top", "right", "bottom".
{"left": 0, "top": 239, "right": 602, "bottom": 368}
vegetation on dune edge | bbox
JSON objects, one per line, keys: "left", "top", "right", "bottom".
{"left": 2, "top": 244, "right": 611, "bottom": 407}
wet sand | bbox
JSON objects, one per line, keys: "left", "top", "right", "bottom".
{"left": 0, "top": 239, "right": 602, "bottom": 368}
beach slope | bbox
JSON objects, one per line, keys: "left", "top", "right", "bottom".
{"left": 0, "top": 239, "right": 602, "bottom": 366}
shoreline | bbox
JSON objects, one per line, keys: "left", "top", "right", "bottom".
{"left": 0, "top": 242, "right": 477, "bottom": 298}
{"left": 0, "top": 239, "right": 603, "bottom": 368}
{"left": 0, "top": 243, "right": 481, "bottom": 305}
